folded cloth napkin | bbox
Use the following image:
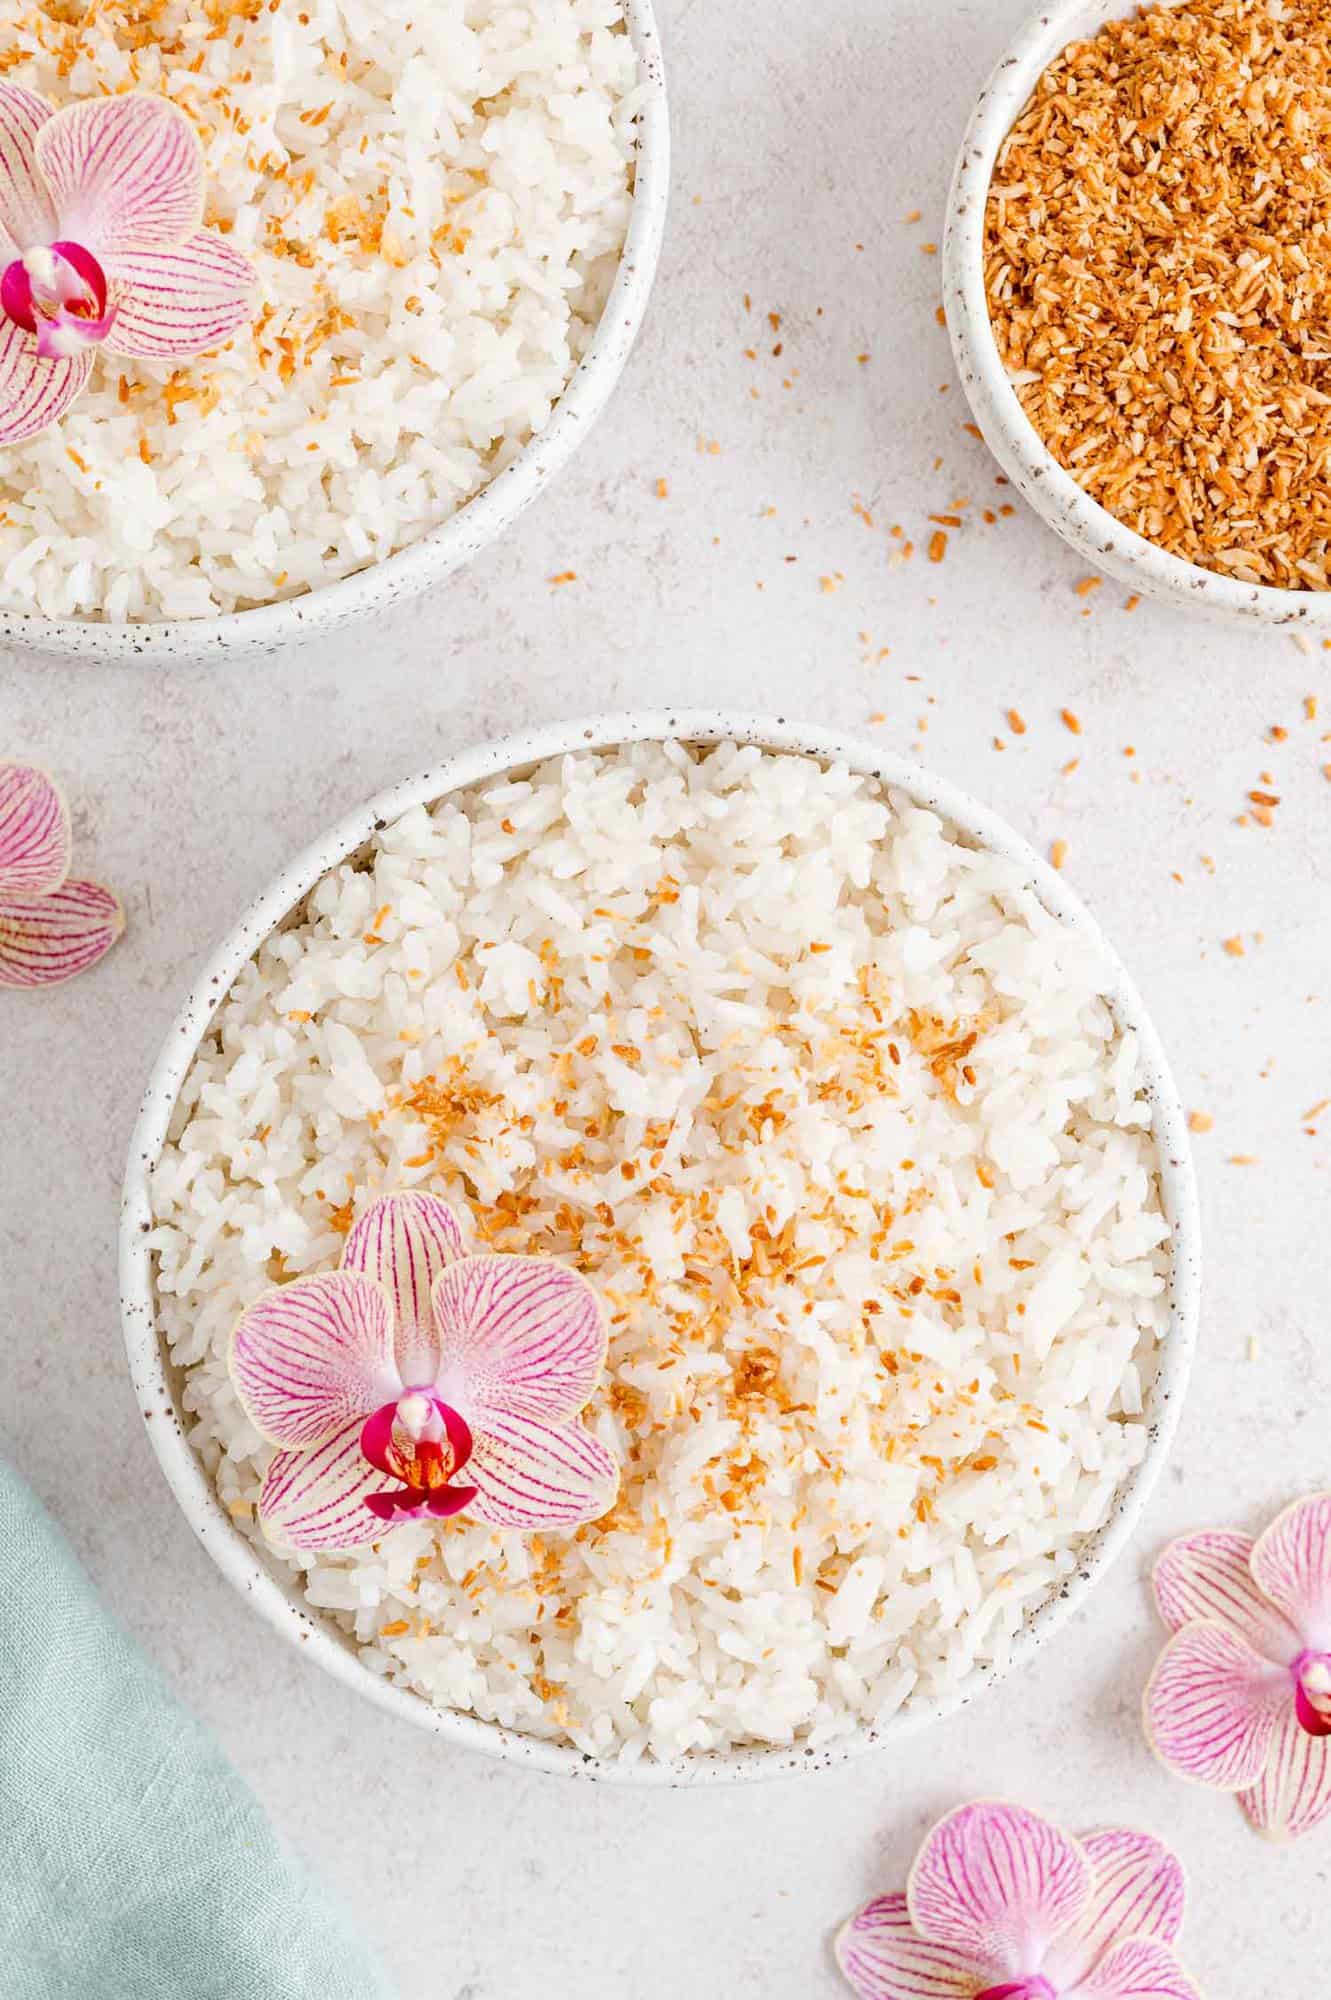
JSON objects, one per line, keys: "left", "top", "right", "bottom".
{"left": 0, "top": 1455, "right": 397, "bottom": 2000}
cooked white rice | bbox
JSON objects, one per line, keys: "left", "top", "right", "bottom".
{"left": 149, "top": 742, "right": 1173, "bottom": 1763}
{"left": 0, "top": 0, "right": 638, "bottom": 620}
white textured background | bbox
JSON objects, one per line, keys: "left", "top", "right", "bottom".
{"left": 3, "top": 0, "right": 1329, "bottom": 1990}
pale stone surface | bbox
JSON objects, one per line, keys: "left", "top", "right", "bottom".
{"left": 2, "top": 1, "right": 1327, "bottom": 1991}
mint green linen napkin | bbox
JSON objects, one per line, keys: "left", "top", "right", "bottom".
{"left": 0, "top": 1455, "right": 397, "bottom": 2000}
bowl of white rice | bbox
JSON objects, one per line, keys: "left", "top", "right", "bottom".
{"left": 3, "top": 0, "right": 667, "bottom": 661}
{"left": 122, "top": 712, "right": 1200, "bottom": 1783}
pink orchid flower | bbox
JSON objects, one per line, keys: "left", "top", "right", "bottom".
{"left": 1144, "top": 1491, "right": 1331, "bottom": 1843}
{"left": 0, "top": 86, "right": 257, "bottom": 443}
{"left": 837, "top": 1802, "right": 1200, "bottom": 2000}
{"left": 0, "top": 762, "right": 123, "bottom": 988}
{"left": 228, "top": 1191, "right": 620, "bottom": 1551}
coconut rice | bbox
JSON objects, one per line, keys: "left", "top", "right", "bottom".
{"left": 0, "top": 0, "right": 639, "bottom": 621}
{"left": 148, "top": 741, "right": 1173, "bottom": 1763}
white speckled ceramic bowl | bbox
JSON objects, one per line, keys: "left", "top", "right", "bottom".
{"left": 12, "top": 1, "right": 668, "bottom": 666}
{"left": 944, "top": 0, "right": 1331, "bottom": 630}
{"left": 120, "top": 711, "right": 1201, "bottom": 1784}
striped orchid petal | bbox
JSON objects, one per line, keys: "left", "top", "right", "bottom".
{"left": 35, "top": 93, "right": 203, "bottom": 258}
{"left": 1240, "top": 1704, "right": 1331, "bottom": 1843}
{"left": 907, "top": 1804, "right": 1090, "bottom": 1972}
{"left": 0, "top": 307, "right": 89, "bottom": 443}
{"left": 1144, "top": 1622, "right": 1290, "bottom": 1791}
{"left": 259, "top": 1417, "right": 385, "bottom": 1553}
{"left": 431, "top": 1254, "right": 608, "bottom": 1423}
{"left": 342, "top": 1192, "right": 462, "bottom": 1387}
{"left": 1153, "top": 1530, "right": 1300, "bottom": 1665}
{"left": 104, "top": 230, "right": 257, "bottom": 359}
{"left": 835, "top": 1894, "right": 987, "bottom": 2000}
{"left": 467, "top": 1410, "right": 619, "bottom": 1531}
{"left": 1249, "top": 1492, "right": 1331, "bottom": 1651}
{"left": 0, "top": 82, "right": 56, "bottom": 256}
{"left": 0, "top": 876, "right": 122, "bottom": 988}
{"left": 1065, "top": 1938, "right": 1201, "bottom": 2000}
{"left": 1041, "top": 1833, "right": 1184, "bottom": 1992}
{"left": 0, "top": 763, "right": 70, "bottom": 902}
{"left": 230, "top": 1271, "right": 396, "bottom": 1450}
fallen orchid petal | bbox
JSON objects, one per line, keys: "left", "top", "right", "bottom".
{"left": 0, "top": 876, "right": 122, "bottom": 988}
{"left": 1144, "top": 1622, "right": 1289, "bottom": 1791}
{"left": 0, "top": 762, "right": 70, "bottom": 901}
{"left": 1153, "top": 1529, "right": 1300, "bottom": 1665}
{"left": 341, "top": 1191, "right": 462, "bottom": 1386}
{"left": 0, "top": 82, "right": 56, "bottom": 256}
{"left": 906, "top": 1802, "right": 1090, "bottom": 1971}
{"left": 431, "top": 1254, "right": 607, "bottom": 1424}
{"left": 259, "top": 1417, "right": 386, "bottom": 1553}
{"left": 1249, "top": 1492, "right": 1331, "bottom": 1652}
{"left": 1040, "top": 1832, "right": 1184, "bottom": 1992}
{"left": 103, "top": 230, "right": 256, "bottom": 359}
{"left": 467, "top": 1410, "right": 619, "bottom": 1531}
{"left": 1065, "top": 1937, "right": 1201, "bottom": 2000}
{"left": 1240, "top": 1703, "right": 1331, "bottom": 1843}
{"left": 35, "top": 93, "right": 203, "bottom": 258}
{"left": 230, "top": 1270, "right": 396, "bottom": 1450}
{"left": 0, "top": 308, "right": 89, "bottom": 444}
{"left": 835, "top": 1893, "right": 986, "bottom": 2000}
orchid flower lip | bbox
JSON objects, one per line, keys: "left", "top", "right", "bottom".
{"left": 0, "top": 257, "right": 35, "bottom": 331}
{"left": 1, "top": 254, "right": 38, "bottom": 333}
{"left": 359, "top": 1392, "right": 474, "bottom": 1493}
{"left": 1294, "top": 1652, "right": 1331, "bottom": 1737}
{"left": 359, "top": 1387, "right": 478, "bottom": 1522}
{"left": 3, "top": 241, "right": 110, "bottom": 340}
{"left": 977, "top": 1982, "right": 1055, "bottom": 2000}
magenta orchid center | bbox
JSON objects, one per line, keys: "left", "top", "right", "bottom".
{"left": 358, "top": 1390, "right": 478, "bottom": 1524}
{"left": 977, "top": 1983, "right": 1057, "bottom": 2000}
{"left": 1, "top": 241, "right": 114, "bottom": 358}
{"left": 1294, "top": 1650, "right": 1331, "bottom": 1738}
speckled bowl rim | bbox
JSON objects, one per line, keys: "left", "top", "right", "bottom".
{"left": 943, "top": 0, "right": 1331, "bottom": 628}
{"left": 120, "top": 709, "right": 1201, "bottom": 1786}
{"left": 11, "top": 0, "right": 668, "bottom": 665}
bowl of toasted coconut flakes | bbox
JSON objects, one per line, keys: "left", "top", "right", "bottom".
{"left": 945, "top": 0, "right": 1331, "bottom": 627}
